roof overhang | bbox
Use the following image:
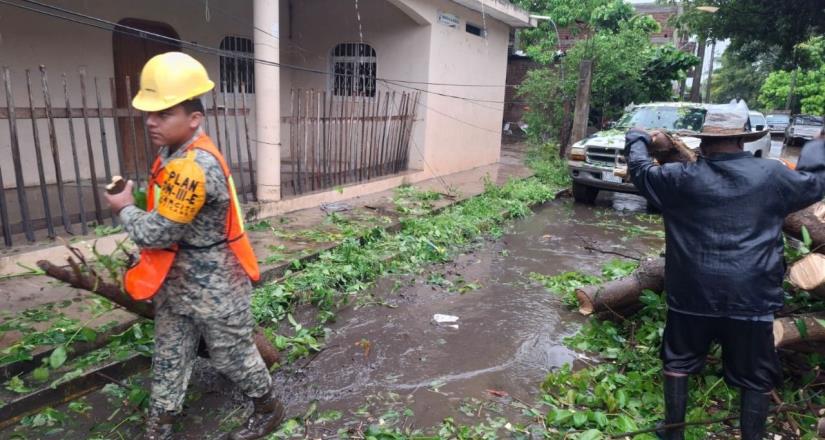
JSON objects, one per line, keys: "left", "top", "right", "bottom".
{"left": 449, "top": 0, "right": 532, "bottom": 28}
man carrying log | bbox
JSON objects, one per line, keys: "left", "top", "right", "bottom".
{"left": 624, "top": 102, "right": 825, "bottom": 440}
{"left": 103, "top": 52, "right": 283, "bottom": 440}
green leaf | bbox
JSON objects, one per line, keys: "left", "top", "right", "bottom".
{"left": 578, "top": 429, "right": 604, "bottom": 440}
{"left": 5, "top": 375, "right": 32, "bottom": 393}
{"left": 592, "top": 411, "right": 609, "bottom": 428}
{"left": 32, "top": 367, "right": 50, "bottom": 382}
{"left": 573, "top": 411, "right": 589, "bottom": 427}
{"left": 816, "top": 318, "right": 825, "bottom": 329}
{"left": 49, "top": 346, "right": 67, "bottom": 369}
{"left": 78, "top": 327, "right": 98, "bottom": 343}
{"left": 796, "top": 318, "right": 809, "bottom": 340}
{"left": 802, "top": 225, "right": 813, "bottom": 249}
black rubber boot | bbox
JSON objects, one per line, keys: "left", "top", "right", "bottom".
{"left": 144, "top": 410, "right": 175, "bottom": 440}
{"left": 740, "top": 389, "right": 770, "bottom": 440}
{"left": 229, "top": 389, "right": 286, "bottom": 440}
{"left": 656, "top": 374, "right": 688, "bottom": 440}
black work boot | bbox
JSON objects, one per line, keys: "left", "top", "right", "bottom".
{"left": 229, "top": 389, "right": 285, "bottom": 440}
{"left": 656, "top": 374, "right": 689, "bottom": 440}
{"left": 144, "top": 410, "right": 175, "bottom": 440}
{"left": 740, "top": 389, "right": 770, "bottom": 440}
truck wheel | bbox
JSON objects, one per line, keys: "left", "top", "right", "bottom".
{"left": 572, "top": 182, "right": 599, "bottom": 204}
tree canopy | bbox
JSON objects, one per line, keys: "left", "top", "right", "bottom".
{"left": 758, "top": 36, "right": 825, "bottom": 114}
{"left": 665, "top": 0, "right": 825, "bottom": 68}
{"left": 514, "top": 0, "right": 698, "bottom": 142}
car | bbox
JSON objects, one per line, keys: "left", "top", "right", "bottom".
{"left": 784, "top": 114, "right": 824, "bottom": 146}
{"left": 567, "top": 102, "right": 770, "bottom": 204}
{"left": 766, "top": 113, "right": 790, "bottom": 135}
{"left": 746, "top": 111, "right": 772, "bottom": 158}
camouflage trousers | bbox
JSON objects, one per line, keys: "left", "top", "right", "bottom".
{"left": 150, "top": 301, "right": 272, "bottom": 413}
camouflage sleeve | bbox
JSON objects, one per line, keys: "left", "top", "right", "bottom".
{"left": 119, "top": 206, "right": 188, "bottom": 249}
{"left": 119, "top": 150, "right": 226, "bottom": 249}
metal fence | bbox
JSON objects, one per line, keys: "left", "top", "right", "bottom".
{"left": 285, "top": 89, "right": 419, "bottom": 195}
{"left": 0, "top": 66, "right": 255, "bottom": 247}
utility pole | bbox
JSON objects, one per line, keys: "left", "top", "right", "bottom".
{"left": 704, "top": 39, "right": 716, "bottom": 103}
{"left": 569, "top": 59, "right": 593, "bottom": 151}
{"left": 689, "top": 38, "right": 706, "bottom": 102}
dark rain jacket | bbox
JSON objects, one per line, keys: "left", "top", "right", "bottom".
{"left": 625, "top": 129, "right": 825, "bottom": 316}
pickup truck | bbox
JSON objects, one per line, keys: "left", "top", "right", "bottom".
{"left": 567, "top": 102, "right": 770, "bottom": 204}
{"left": 784, "top": 115, "right": 824, "bottom": 146}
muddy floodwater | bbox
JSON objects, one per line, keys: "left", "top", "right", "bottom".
{"left": 269, "top": 195, "right": 664, "bottom": 436}
{"left": 0, "top": 195, "right": 664, "bottom": 439}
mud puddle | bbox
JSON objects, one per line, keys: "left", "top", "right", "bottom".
{"left": 272, "top": 195, "right": 663, "bottom": 436}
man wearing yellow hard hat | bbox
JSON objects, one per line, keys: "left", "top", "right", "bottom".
{"left": 104, "top": 52, "right": 283, "bottom": 440}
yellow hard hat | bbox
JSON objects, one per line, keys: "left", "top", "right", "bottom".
{"left": 132, "top": 52, "right": 215, "bottom": 112}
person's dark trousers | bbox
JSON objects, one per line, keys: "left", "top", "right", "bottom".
{"left": 657, "top": 374, "right": 688, "bottom": 440}
{"left": 740, "top": 389, "right": 770, "bottom": 440}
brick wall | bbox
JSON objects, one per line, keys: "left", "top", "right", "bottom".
{"left": 503, "top": 56, "right": 540, "bottom": 124}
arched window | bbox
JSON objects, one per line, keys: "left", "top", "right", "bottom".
{"left": 331, "top": 43, "right": 376, "bottom": 97}
{"left": 220, "top": 36, "right": 254, "bottom": 93}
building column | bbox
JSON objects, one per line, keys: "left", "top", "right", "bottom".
{"left": 254, "top": 0, "right": 281, "bottom": 201}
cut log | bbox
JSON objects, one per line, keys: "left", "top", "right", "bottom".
{"left": 784, "top": 202, "right": 825, "bottom": 253}
{"left": 817, "top": 417, "right": 825, "bottom": 438}
{"left": 774, "top": 314, "right": 825, "bottom": 348}
{"left": 788, "top": 253, "right": 825, "bottom": 299}
{"left": 36, "top": 260, "right": 280, "bottom": 367}
{"left": 648, "top": 131, "right": 697, "bottom": 165}
{"left": 575, "top": 257, "right": 665, "bottom": 318}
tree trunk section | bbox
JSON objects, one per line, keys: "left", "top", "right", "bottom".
{"left": 783, "top": 202, "right": 825, "bottom": 253}
{"left": 774, "top": 313, "right": 825, "bottom": 348}
{"left": 36, "top": 260, "right": 280, "bottom": 367}
{"left": 576, "top": 257, "right": 665, "bottom": 318}
{"left": 788, "top": 253, "right": 825, "bottom": 299}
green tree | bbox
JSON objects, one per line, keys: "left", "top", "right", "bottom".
{"left": 759, "top": 37, "right": 825, "bottom": 114}
{"left": 709, "top": 49, "right": 772, "bottom": 106}
{"left": 516, "top": 1, "right": 697, "bottom": 142}
{"left": 664, "top": 0, "right": 825, "bottom": 68}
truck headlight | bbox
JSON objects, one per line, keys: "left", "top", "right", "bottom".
{"left": 569, "top": 145, "right": 586, "bottom": 161}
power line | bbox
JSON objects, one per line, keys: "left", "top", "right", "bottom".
{"left": 6, "top": 0, "right": 528, "bottom": 95}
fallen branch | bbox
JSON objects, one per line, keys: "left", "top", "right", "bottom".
{"left": 36, "top": 259, "right": 280, "bottom": 368}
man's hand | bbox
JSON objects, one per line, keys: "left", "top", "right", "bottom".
{"left": 104, "top": 179, "right": 136, "bottom": 215}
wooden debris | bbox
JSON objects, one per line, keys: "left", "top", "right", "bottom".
{"left": 575, "top": 257, "right": 665, "bottom": 319}
{"left": 784, "top": 202, "right": 825, "bottom": 254}
{"left": 774, "top": 313, "right": 825, "bottom": 348}
{"left": 36, "top": 259, "right": 280, "bottom": 367}
{"left": 648, "top": 131, "right": 697, "bottom": 164}
{"left": 788, "top": 253, "right": 825, "bottom": 299}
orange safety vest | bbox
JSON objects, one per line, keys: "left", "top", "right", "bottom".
{"left": 124, "top": 134, "right": 260, "bottom": 300}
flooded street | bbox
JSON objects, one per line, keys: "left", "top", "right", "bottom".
{"left": 267, "top": 195, "right": 664, "bottom": 435}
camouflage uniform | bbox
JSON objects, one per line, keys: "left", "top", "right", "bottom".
{"left": 120, "top": 130, "right": 271, "bottom": 414}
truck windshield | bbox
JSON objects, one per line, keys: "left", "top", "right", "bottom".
{"left": 616, "top": 106, "right": 706, "bottom": 131}
{"left": 767, "top": 115, "right": 789, "bottom": 123}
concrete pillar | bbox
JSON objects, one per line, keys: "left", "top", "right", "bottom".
{"left": 254, "top": 0, "right": 281, "bottom": 201}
